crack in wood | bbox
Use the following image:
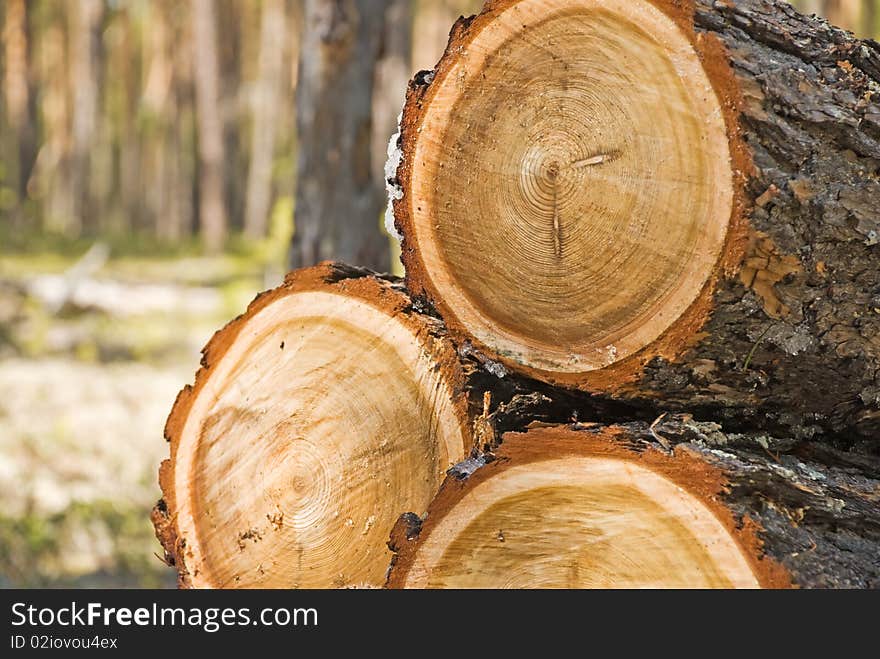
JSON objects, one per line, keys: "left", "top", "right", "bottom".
{"left": 552, "top": 182, "right": 562, "bottom": 258}
{"left": 570, "top": 153, "right": 609, "bottom": 168}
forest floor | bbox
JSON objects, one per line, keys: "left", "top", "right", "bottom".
{"left": 0, "top": 247, "right": 273, "bottom": 587}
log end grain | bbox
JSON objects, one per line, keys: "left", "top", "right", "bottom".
{"left": 393, "top": 0, "right": 751, "bottom": 390}
{"left": 154, "top": 263, "right": 471, "bottom": 588}
{"left": 387, "top": 425, "right": 791, "bottom": 589}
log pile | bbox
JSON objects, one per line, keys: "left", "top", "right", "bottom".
{"left": 154, "top": 0, "right": 880, "bottom": 589}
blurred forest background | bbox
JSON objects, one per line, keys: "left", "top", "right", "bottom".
{"left": 0, "top": 0, "right": 876, "bottom": 588}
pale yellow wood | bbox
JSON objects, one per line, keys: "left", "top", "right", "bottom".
{"left": 173, "top": 291, "right": 467, "bottom": 588}
{"left": 408, "top": 0, "right": 732, "bottom": 373}
{"left": 402, "top": 458, "right": 760, "bottom": 589}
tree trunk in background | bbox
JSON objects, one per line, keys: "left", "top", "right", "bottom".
{"left": 37, "top": 14, "right": 73, "bottom": 235}
{"left": 800, "top": 0, "right": 823, "bottom": 16}
{"left": 243, "top": 0, "right": 285, "bottom": 239}
{"left": 372, "top": 0, "right": 413, "bottom": 213}
{"left": 823, "top": 0, "right": 863, "bottom": 30}
{"left": 113, "top": 11, "right": 145, "bottom": 236}
{"left": 1, "top": 0, "right": 27, "bottom": 227}
{"left": 172, "top": 3, "right": 197, "bottom": 241}
{"left": 217, "top": 2, "right": 247, "bottom": 234}
{"left": 2, "top": 0, "right": 29, "bottom": 144}
{"left": 290, "top": 1, "right": 303, "bottom": 91}
{"left": 865, "top": 0, "right": 878, "bottom": 35}
{"left": 412, "top": 0, "right": 481, "bottom": 72}
{"left": 144, "top": 1, "right": 178, "bottom": 241}
{"left": 69, "top": 0, "right": 103, "bottom": 235}
{"left": 193, "top": 0, "right": 228, "bottom": 252}
{"left": 291, "top": 0, "right": 390, "bottom": 272}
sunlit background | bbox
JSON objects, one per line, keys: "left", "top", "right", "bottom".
{"left": 0, "top": 0, "right": 875, "bottom": 588}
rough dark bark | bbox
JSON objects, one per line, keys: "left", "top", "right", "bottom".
{"left": 291, "top": 0, "right": 391, "bottom": 272}
{"left": 387, "top": 418, "right": 880, "bottom": 589}
{"left": 613, "top": 415, "right": 880, "bottom": 588}
{"left": 631, "top": 0, "right": 880, "bottom": 449}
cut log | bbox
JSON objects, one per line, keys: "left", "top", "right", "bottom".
{"left": 390, "top": 0, "right": 880, "bottom": 445}
{"left": 387, "top": 420, "right": 880, "bottom": 589}
{"left": 152, "top": 263, "right": 471, "bottom": 588}
{"left": 395, "top": 0, "right": 745, "bottom": 381}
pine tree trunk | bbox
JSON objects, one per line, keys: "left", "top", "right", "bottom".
{"left": 172, "top": 3, "right": 197, "bottom": 240}
{"left": 68, "top": 0, "right": 103, "bottom": 235}
{"left": 1, "top": 0, "right": 30, "bottom": 228}
{"left": 243, "top": 0, "right": 286, "bottom": 239}
{"left": 411, "top": 0, "right": 481, "bottom": 72}
{"left": 865, "top": 0, "right": 878, "bottom": 37}
{"left": 193, "top": 0, "right": 228, "bottom": 252}
{"left": 389, "top": 0, "right": 880, "bottom": 447}
{"left": 291, "top": 0, "right": 391, "bottom": 272}
{"left": 143, "top": 0, "right": 177, "bottom": 242}
{"left": 822, "top": 0, "right": 863, "bottom": 31}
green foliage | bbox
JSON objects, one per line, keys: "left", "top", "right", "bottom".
{"left": 0, "top": 500, "right": 174, "bottom": 588}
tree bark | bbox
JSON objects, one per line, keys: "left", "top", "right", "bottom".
{"left": 112, "top": 11, "right": 144, "bottom": 237}
{"left": 387, "top": 420, "right": 880, "bottom": 589}
{"left": 291, "top": 0, "right": 391, "bottom": 272}
{"left": 193, "top": 0, "right": 228, "bottom": 252}
{"left": 638, "top": 0, "right": 880, "bottom": 446}
{"left": 172, "top": 3, "right": 197, "bottom": 240}
{"left": 36, "top": 8, "right": 74, "bottom": 235}
{"left": 389, "top": 0, "right": 880, "bottom": 448}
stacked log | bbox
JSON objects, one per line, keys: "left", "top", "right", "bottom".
{"left": 153, "top": 264, "right": 472, "bottom": 588}
{"left": 155, "top": 0, "right": 880, "bottom": 588}
{"left": 387, "top": 421, "right": 880, "bottom": 589}
{"left": 392, "top": 0, "right": 880, "bottom": 443}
